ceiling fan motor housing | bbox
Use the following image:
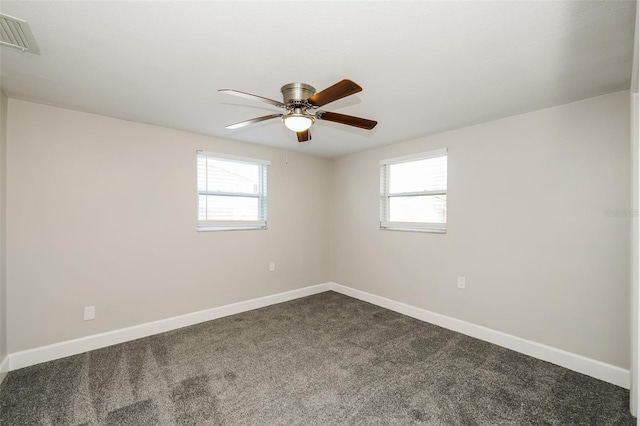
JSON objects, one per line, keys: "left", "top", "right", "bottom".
{"left": 281, "top": 83, "right": 316, "bottom": 106}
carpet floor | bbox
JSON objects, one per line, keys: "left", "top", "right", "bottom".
{"left": 0, "top": 291, "right": 635, "bottom": 425}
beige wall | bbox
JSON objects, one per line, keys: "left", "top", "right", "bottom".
{"left": 0, "top": 91, "right": 7, "bottom": 380}
{"left": 631, "top": 1, "right": 639, "bottom": 410}
{"left": 331, "top": 91, "right": 631, "bottom": 368}
{"left": 6, "top": 99, "right": 331, "bottom": 353}
{"left": 4, "top": 91, "right": 633, "bottom": 370}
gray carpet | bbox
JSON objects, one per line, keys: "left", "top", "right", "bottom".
{"left": 0, "top": 291, "right": 635, "bottom": 425}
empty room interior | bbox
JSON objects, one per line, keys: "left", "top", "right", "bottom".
{"left": 0, "top": 1, "right": 639, "bottom": 425}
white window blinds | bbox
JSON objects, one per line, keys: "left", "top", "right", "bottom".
{"left": 380, "top": 148, "right": 447, "bottom": 233}
{"left": 197, "top": 151, "right": 269, "bottom": 231}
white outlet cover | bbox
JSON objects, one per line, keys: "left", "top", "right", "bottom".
{"left": 457, "top": 276, "right": 466, "bottom": 289}
{"left": 84, "top": 306, "right": 96, "bottom": 321}
{"left": 269, "top": 261, "right": 275, "bottom": 272}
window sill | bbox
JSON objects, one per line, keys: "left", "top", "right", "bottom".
{"left": 198, "top": 226, "right": 267, "bottom": 232}
{"left": 380, "top": 226, "right": 446, "bottom": 234}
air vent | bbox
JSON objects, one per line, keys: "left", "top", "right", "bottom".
{"left": 0, "top": 13, "right": 39, "bottom": 54}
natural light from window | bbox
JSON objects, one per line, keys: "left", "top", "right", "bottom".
{"left": 380, "top": 149, "right": 447, "bottom": 232}
{"left": 197, "top": 152, "right": 269, "bottom": 230}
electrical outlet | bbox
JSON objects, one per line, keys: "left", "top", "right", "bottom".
{"left": 269, "top": 261, "right": 276, "bottom": 272}
{"left": 457, "top": 276, "right": 466, "bottom": 289}
{"left": 84, "top": 306, "right": 96, "bottom": 321}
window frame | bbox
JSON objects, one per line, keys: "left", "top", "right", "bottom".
{"left": 380, "top": 148, "right": 448, "bottom": 233}
{"left": 196, "top": 151, "right": 270, "bottom": 232}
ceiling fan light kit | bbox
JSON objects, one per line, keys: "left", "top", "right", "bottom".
{"left": 283, "top": 109, "right": 314, "bottom": 132}
{"left": 219, "top": 79, "right": 377, "bottom": 143}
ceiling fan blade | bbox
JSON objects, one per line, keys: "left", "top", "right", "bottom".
{"left": 297, "top": 129, "right": 311, "bottom": 142}
{"left": 308, "top": 79, "right": 362, "bottom": 107}
{"left": 225, "top": 114, "right": 282, "bottom": 130}
{"left": 316, "top": 111, "right": 377, "bottom": 130}
{"left": 219, "top": 89, "right": 285, "bottom": 108}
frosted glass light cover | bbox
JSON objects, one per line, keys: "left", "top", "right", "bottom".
{"left": 284, "top": 115, "right": 313, "bottom": 132}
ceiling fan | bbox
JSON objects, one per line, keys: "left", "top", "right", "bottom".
{"left": 219, "top": 79, "right": 377, "bottom": 142}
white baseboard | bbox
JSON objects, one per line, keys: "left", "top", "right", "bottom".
{"left": 0, "top": 354, "right": 9, "bottom": 386}
{"left": 7, "top": 281, "right": 630, "bottom": 390}
{"left": 326, "top": 282, "right": 630, "bottom": 389}
{"left": 8, "top": 283, "right": 331, "bottom": 371}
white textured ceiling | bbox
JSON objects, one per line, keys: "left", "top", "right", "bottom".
{"left": 0, "top": 1, "right": 636, "bottom": 158}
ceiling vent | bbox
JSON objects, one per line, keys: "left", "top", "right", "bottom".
{"left": 0, "top": 13, "right": 39, "bottom": 54}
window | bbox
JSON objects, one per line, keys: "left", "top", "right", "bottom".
{"left": 197, "top": 151, "right": 269, "bottom": 231}
{"left": 380, "top": 148, "right": 447, "bottom": 233}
